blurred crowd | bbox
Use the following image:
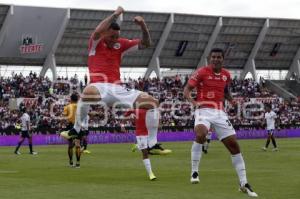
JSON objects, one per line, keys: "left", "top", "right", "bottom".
{"left": 0, "top": 73, "right": 299, "bottom": 134}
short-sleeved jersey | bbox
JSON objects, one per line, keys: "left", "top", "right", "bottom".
{"left": 63, "top": 103, "right": 77, "bottom": 124}
{"left": 88, "top": 36, "right": 140, "bottom": 84}
{"left": 21, "top": 113, "right": 30, "bottom": 131}
{"left": 265, "top": 111, "right": 277, "bottom": 130}
{"left": 188, "top": 65, "right": 231, "bottom": 110}
{"left": 125, "top": 109, "right": 148, "bottom": 136}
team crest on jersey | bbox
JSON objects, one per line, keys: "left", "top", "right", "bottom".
{"left": 113, "top": 43, "right": 121, "bottom": 49}
{"left": 222, "top": 75, "right": 227, "bottom": 81}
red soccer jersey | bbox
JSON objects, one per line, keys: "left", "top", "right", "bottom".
{"left": 124, "top": 109, "right": 148, "bottom": 136}
{"left": 88, "top": 36, "right": 140, "bottom": 83}
{"left": 188, "top": 65, "right": 231, "bottom": 110}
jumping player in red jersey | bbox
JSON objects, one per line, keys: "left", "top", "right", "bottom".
{"left": 184, "top": 48, "right": 258, "bottom": 197}
{"left": 60, "top": 6, "right": 166, "bottom": 154}
{"left": 125, "top": 109, "right": 172, "bottom": 180}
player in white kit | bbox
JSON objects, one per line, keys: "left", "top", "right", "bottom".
{"left": 262, "top": 104, "right": 278, "bottom": 151}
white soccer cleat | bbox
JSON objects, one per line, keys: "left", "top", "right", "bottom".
{"left": 30, "top": 151, "right": 38, "bottom": 155}
{"left": 261, "top": 147, "right": 267, "bottom": 151}
{"left": 240, "top": 183, "right": 258, "bottom": 197}
{"left": 272, "top": 148, "right": 278, "bottom": 152}
{"left": 190, "top": 172, "right": 200, "bottom": 184}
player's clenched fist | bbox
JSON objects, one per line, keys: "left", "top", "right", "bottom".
{"left": 134, "top": 16, "right": 145, "bottom": 26}
{"left": 114, "top": 6, "right": 124, "bottom": 16}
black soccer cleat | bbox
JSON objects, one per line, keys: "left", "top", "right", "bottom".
{"left": 148, "top": 143, "right": 172, "bottom": 155}
{"left": 190, "top": 171, "right": 200, "bottom": 184}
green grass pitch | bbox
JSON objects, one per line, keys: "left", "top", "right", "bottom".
{"left": 0, "top": 138, "right": 299, "bottom": 199}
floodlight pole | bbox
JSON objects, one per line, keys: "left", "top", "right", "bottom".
{"left": 0, "top": 5, "right": 14, "bottom": 79}
{"left": 144, "top": 13, "right": 174, "bottom": 79}
{"left": 286, "top": 47, "right": 300, "bottom": 83}
{"left": 0, "top": 5, "right": 14, "bottom": 48}
{"left": 198, "top": 17, "right": 223, "bottom": 67}
{"left": 40, "top": 8, "right": 70, "bottom": 80}
{"left": 240, "top": 19, "right": 269, "bottom": 82}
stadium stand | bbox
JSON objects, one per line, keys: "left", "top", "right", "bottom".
{"left": 0, "top": 5, "right": 299, "bottom": 135}
{"left": 0, "top": 74, "right": 299, "bottom": 135}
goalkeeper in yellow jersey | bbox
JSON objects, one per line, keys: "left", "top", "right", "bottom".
{"left": 61, "top": 93, "right": 90, "bottom": 168}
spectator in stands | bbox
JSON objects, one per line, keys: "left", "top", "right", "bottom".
{"left": 0, "top": 72, "right": 299, "bottom": 133}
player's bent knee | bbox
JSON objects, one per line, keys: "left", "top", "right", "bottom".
{"left": 195, "top": 135, "right": 206, "bottom": 143}
{"left": 194, "top": 124, "right": 208, "bottom": 143}
{"left": 150, "top": 98, "right": 159, "bottom": 108}
{"left": 134, "top": 93, "right": 159, "bottom": 109}
{"left": 82, "top": 86, "right": 101, "bottom": 102}
{"left": 194, "top": 124, "right": 208, "bottom": 135}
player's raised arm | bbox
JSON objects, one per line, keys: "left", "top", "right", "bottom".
{"left": 93, "top": 6, "right": 124, "bottom": 40}
{"left": 134, "top": 16, "right": 151, "bottom": 49}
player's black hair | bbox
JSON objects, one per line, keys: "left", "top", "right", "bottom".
{"left": 210, "top": 48, "right": 225, "bottom": 58}
{"left": 70, "top": 93, "right": 79, "bottom": 103}
{"left": 109, "top": 22, "right": 120, "bottom": 30}
{"left": 19, "top": 106, "right": 26, "bottom": 113}
{"left": 265, "top": 103, "right": 272, "bottom": 109}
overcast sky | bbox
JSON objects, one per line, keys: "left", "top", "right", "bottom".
{"left": 0, "top": 0, "right": 300, "bottom": 19}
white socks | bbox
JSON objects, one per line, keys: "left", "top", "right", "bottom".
{"left": 145, "top": 109, "right": 159, "bottom": 148}
{"left": 191, "top": 141, "right": 202, "bottom": 173}
{"left": 191, "top": 142, "right": 248, "bottom": 186}
{"left": 143, "top": 159, "right": 153, "bottom": 175}
{"left": 81, "top": 115, "right": 89, "bottom": 131}
{"left": 231, "top": 153, "right": 248, "bottom": 186}
{"left": 74, "top": 100, "right": 90, "bottom": 133}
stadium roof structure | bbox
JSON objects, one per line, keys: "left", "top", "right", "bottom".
{"left": 0, "top": 4, "right": 299, "bottom": 81}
